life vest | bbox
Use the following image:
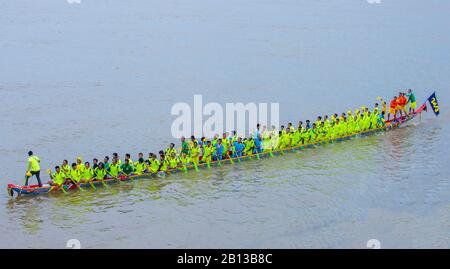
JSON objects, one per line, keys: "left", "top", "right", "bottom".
{"left": 69, "top": 169, "right": 81, "bottom": 183}
{"left": 134, "top": 162, "right": 146, "bottom": 175}
{"left": 109, "top": 163, "right": 121, "bottom": 177}
{"left": 28, "top": 156, "right": 41, "bottom": 172}
{"left": 52, "top": 171, "right": 66, "bottom": 185}
{"left": 94, "top": 167, "right": 107, "bottom": 180}
{"left": 83, "top": 167, "right": 94, "bottom": 180}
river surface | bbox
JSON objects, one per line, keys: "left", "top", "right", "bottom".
{"left": 0, "top": 0, "right": 449, "bottom": 248}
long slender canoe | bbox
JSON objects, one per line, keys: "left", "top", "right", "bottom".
{"left": 6, "top": 113, "right": 419, "bottom": 198}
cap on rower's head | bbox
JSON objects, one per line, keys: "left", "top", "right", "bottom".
{"left": 28, "top": 151, "right": 33, "bottom": 156}
{"left": 55, "top": 166, "right": 60, "bottom": 170}
{"left": 71, "top": 163, "right": 77, "bottom": 167}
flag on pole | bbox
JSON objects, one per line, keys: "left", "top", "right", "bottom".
{"left": 427, "top": 92, "right": 440, "bottom": 116}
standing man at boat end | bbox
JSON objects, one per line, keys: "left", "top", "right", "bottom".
{"left": 25, "top": 151, "right": 42, "bottom": 187}
{"left": 406, "top": 89, "right": 416, "bottom": 114}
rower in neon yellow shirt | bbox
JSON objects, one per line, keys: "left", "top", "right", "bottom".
{"left": 188, "top": 136, "right": 198, "bottom": 149}
{"left": 135, "top": 153, "right": 144, "bottom": 166}
{"left": 355, "top": 115, "right": 362, "bottom": 133}
{"left": 221, "top": 133, "right": 229, "bottom": 155}
{"left": 134, "top": 158, "right": 146, "bottom": 175}
{"left": 179, "top": 152, "right": 191, "bottom": 167}
{"left": 61, "top": 160, "right": 71, "bottom": 175}
{"left": 108, "top": 158, "right": 121, "bottom": 177}
{"left": 76, "top": 157, "right": 86, "bottom": 174}
{"left": 292, "top": 128, "right": 302, "bottom": 146}
{"left": 211, "top": 134, "right": 219, "bottom": 147}
{"left": 68, "top": 163, "right": 82, "bottom": 184}
{"left": 241, "top": 138, "right": 253, "bottom": 154}
{"left": 159, "top": 155, "right": 169, "bottom": 172}
{"left": 94, "top": 162, "right": 107, "bottom": 180}
{"left": 202, "top": 141, "right": 214, "bottom": 162}
{"left": 189, "top": 142, "right": 200, "bottom": 166}
{"left": 124, "top": 153, "right": 134, "bottom": 168}
{"left": 48, "top": 166, "right": 67, "bottom": 186}
{"left": 82, "top": 162, "right": 94, "bottom": 182}
{"left": 112, "top": 153, "right": 122, "bottom": 166}
{"left": 149, "top": 154, "right": 160, "bottom": 173}
{"left": 347, "top": 116, "right": 356, "bottom": 134}
{"left": 168, "top": 152, "right": 180, "bottom": 169}
{"left": 165, "top": 143, "right": 177, "bottom": 156}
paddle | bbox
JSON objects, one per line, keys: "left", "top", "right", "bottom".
{"left": 67, "top": 179, "right": 84, "bottom": 192}
{"left": 227, "top": 153, "right": 234, "bottom": 164}
{"left": 46, "top": 169, "right": 68, "bottom": 194}
{"left": 192, "top": 160, "right": 199, "bottom": 171}
{"left": 88, "top": 180, "right": 97, "bottom": 190}
{"left": 108, "top": 172, "right": 122, "bottom": 184}
{"left": 99, "top": 178, "right": 108, "bottom": 187}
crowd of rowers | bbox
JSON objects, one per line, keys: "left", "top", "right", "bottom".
{"left": 46, "top": 91, "right": 417, "bottom": 187}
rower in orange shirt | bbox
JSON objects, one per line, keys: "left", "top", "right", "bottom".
{"left": 388, "top": 96, "right": 398, "bottom": 121}
{"left": 397, "top": 92, "right": 408, "bottom": 118}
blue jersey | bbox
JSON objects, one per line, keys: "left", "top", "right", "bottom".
{"left": 233, "top": 141, "right": 245, "bottom": 152}
{"left": 254, "top": 129, "right": 262, "bottom": 148}
{"left": 216, "top": 144, "right": 224, "bottom": 155}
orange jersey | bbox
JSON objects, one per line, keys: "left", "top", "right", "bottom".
{"left": 390, "top": 99, "right": 397, "bottom": 109}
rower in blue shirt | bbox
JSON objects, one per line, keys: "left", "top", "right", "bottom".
{"left": 233, "top": 137, "right": 245, "bottom": 157}
{"left": 254, "top": 124, "right": 263, "bottom": 153}
{"left": 215, "top": 139, "right": 224, "bottom": 160}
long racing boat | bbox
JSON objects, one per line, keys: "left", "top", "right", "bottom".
{"left": 9, "top": 91, "right": 439, "bottom": 198}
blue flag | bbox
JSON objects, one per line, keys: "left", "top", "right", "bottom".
{"left": 428, "top": 92, "right": 440, "bottom": 116}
